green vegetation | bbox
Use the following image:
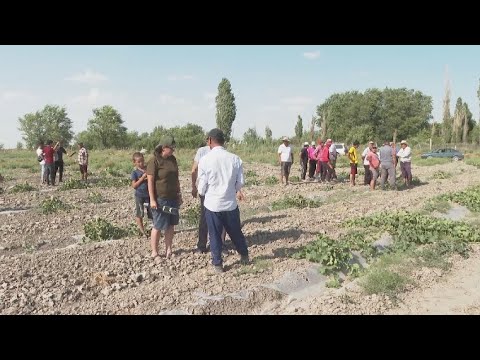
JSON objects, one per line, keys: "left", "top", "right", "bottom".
{"left": 60, "top": 179, "right": 88, "bottom": 191}
{"left": 271, "top": 194, "right": 321, "bottom": 211}
{"left": 431, "top": 170, "right": 453, "bottom": 179}
{"left": 83, "top": 218, "right": 134, "bottom": 242}
{"left": 87, "top": 191, "right": 105, "bottom": 204}
{"left": 10, "top": 182, "right": 36, "bottom": 193}
{"left": 438, "top": 185, "right": 480, "bottom": 212}
{"left": 265, "top": 176, "right": 279, "bottom": 185}
{"left": 39, "top": 197, "right": 70, "bottom": 214}
{"left": 183, "top": 203, "right": 201, "bottom": 227}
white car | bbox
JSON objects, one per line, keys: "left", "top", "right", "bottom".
{"left": 333, "top": 143, "right": 347, "bottom": 156}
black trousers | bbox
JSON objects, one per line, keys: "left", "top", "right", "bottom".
{"left": 55, "top": 160, "right": 64, "bottom": 182}
{"left": 308, "top": 159, "right": 316, "bottom": 179}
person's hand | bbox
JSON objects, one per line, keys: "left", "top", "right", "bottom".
{"left": 191, "top": 188, "right": 198, "bottom": 198}
{"left": 142, "top": 173, "right": 148, "bottom": 181}
{"left": 237, "top": 191, "right": 245, "bottom": 201}
{"left": 150, "top": 200, "right": 158, "bottom": 210}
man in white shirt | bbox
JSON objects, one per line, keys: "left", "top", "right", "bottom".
{"left": 191, "top": 143, "right": 228, "bottom": 253}
{"left": 197, "top": 128, "right": 249, "bottom": 273}
{"left": 36, "top": 141, "right": 46, "bottom": 184}
{"left": 362, "top": 141, "right": 374, "bottom": 185}
{"left": 277, "top": 136, "right": 294, "bottom": 185}
{"left": 397, "top": 140, "right": 412, "bottom": 187}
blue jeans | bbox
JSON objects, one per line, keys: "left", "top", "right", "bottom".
{"left": 205, "top": 207, "right": 248, "bottom": 266}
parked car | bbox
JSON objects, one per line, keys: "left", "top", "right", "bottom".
{"left": 420, "top": 148, "right": 464, "bottom": 161}
{"left": 334, "top": 143, "right": 347, "bottom": 156}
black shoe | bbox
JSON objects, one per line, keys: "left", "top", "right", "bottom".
{"left": 240, "top": 255, "right": 250, "bottom": 265}
{"left": 213, "top": 265, "right": 224, "bottom": 273}
{"left": 195, "top": 248, "right": 208, "bottom": 254}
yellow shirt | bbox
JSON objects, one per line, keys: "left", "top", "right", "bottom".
{"left": 348, "top": 146, "right": 359, "bottom": 164}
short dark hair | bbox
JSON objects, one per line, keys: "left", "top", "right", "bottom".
{"left": 132, "top": 152, "right": 144, "bottom": 161}
{"left": 353, "top": 140, "right": 360, "bottom": 146}
{"left": 47, "top": 140, "right": 53, "bottom": 145}
{"left": 207, "top": 128, "right": 225, "bottom": 145}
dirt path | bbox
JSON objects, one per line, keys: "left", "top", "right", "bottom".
{"left": 387, "top": 245, "right": 480, "bottom": 315}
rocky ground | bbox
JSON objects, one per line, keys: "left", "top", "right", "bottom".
{"left": 1, "top": 160, "right": 480, "bottom": 314}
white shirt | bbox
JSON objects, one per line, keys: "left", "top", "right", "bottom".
{"left": 197, "top": 146, "right": 244, "bottom": 212}
{"left": 194, "top": 145, "right": 210, "bottom": 163}
{"left": 278, "top": 144, "right": 293, "bottom": 162}
{"left": 36, "top": 148, "right": 45, "bottom": 165}
{"left": 362, "top": 147, "right": 371, "bottom": 166}
{"left": 397, "top": 146, "right": 412, "bottom": 162}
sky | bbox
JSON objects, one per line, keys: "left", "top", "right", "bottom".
{"left": 1, "top": 45, "right": 479, "bottom": 148}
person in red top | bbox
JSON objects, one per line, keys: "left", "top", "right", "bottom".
{"left": 319, "top": 139, "right": 331, "bottom": 182}
{"left": 43, "top": 140, "right": 59, "bottom": 186}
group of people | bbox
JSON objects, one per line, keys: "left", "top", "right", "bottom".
{"left": 278, "top": 137, "right": 413, "bottom": 189}
{"left": 35, "top": 141, "right": 89, "bottom": 186}
{"left": 352, "top": 139, "right": 412, "bottom": 190}
{"left": 131, "top": 128, "right": 249, "bottom": 273}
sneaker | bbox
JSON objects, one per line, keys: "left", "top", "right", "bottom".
{"left": 213, "top": 265, "right": 224, "bottom": 273}
{"left": 240, "top": 255, "right": 250, "bottom": 265}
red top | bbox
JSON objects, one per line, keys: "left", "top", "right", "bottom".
{"left": 43, "top": 146, "right": 55, "bottom": 164}
{"left": 319, "top": 144, "right": 330, "bottom": 162}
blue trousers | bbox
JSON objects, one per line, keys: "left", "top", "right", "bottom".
{"left": 205, "top": 207, "right": 248, "bottom": 266}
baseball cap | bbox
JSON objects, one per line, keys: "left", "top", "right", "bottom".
{"left": 304, "top": 142, "right": 309, "bottom": 146}
{"left": 368, "top": 141, "right": 374, "bottom": 144}
{"left": 326, "top": 138, "right": 332, "bottom": 143}
{"left": 282, "top": 136, "right": 289, "bottom": 141}
{"left": 158, "top": 135, "right": 176, "bottom": 148}
{"left": 311, "top": 141, "right": 315, "bottom": 146}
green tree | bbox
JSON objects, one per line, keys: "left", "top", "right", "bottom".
{"left": 442, "top": 79, "right": 452, "bottom": 143}
{"left": 295, "top": 115, "right": 303, "bottom": 140}
{"left": 215, "top": 78, "right": 237, "bottom": 142}
{"left": 18, "top": 105, "right": 74, "bottom": 149}
{"left": 169, "top": 123, "right": 206, "bottom": 148}
{"left": 265, "top": 126, "right": 272, "bottom": 143}
{"left": 86, "top": 105, "right": 127, "bottom": 148}
{"left": 316, "top": 88, "right": 432, "bottom": 144}
{"left": 243, "top": 128, "right": 260, "bottom": 144}
{"left": 16, "top": 142, "right": 23, "bottom": 150}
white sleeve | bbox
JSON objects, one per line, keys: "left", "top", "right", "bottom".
{"left": 197, "top": 158, "right": 208, "bottom": 196}
{"left": 235, "top": 157, "right": 244, "bottom": 192}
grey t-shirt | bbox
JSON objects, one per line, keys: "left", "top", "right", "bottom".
{"left": 379, "top": 145, "right": 394, "bottom": 165}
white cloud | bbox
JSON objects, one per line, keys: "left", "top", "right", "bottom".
{"left": 159, "top": 94, "right": 186, "bottom": 105}
{"left": 281, "top": 96, "right": 312, "bottom": 105}
{"left": 262, "top": 105, "right": 281, "bottom": 112}
{"left": 70, "top": 88, "right": 114, "bottom": 106}
{"left": 1, "top": 90, "right": 31, "bottom": 101}
{"left": 303, "top": 50, "right": 320, "bottom": 60}
{"left": 286, "top": 105, "right": 306, "bottom": 113}
{"left": 65, "top": 69, "right": 108, "bottom": 84}
{"left": 167, "top": 74, "right": 194, "bottom": 81}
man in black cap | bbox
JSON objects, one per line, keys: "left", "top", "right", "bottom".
{"left": 197, "top": 128, "right": 249, "bottom": 273}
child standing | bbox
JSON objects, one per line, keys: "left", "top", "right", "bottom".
{"left": 131, "top": 152, "right": 152, "bottom": 238}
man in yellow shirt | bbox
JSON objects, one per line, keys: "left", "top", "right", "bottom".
{"left": 348, "top": 140, "right": 360, "bottom": 187}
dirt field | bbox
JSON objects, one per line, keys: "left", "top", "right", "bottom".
{"left": 1, "top": 158, "right": 480, "bottom": 314}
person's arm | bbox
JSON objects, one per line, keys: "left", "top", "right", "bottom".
{"left": 176, "top": 162, "right": 182, "bottom": 206}
{"left": 197, "top": 159, "right": 208, "bottom": 197}
{"left": 191, "top": 160, "right": 199, "bottom": 198}
{"left": 348, "top": 148, "right": 354, "bottom": 162}
{"left": 131, "top": 172, "right": 147, "bottom": 189}
{"left": 146, "top": 159, "right": 157, "bottom": 209}
{"left": 291, "top": 148, "right": 294, "bottom": 164}
{"left": 277, "top": 148, "right": 282, "bottom": 164}
{"left": 235, "top": 158, "right": 245, "bottom": 193}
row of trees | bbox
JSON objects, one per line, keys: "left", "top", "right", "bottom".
{"left": 17, "top": 78, "right": 238, "bottom": 150}
{"left": 15, "top": 79, "right": 480, "bottom": 150}
{"left": 441, "top": 78, "right": 480, "bottom": 144}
